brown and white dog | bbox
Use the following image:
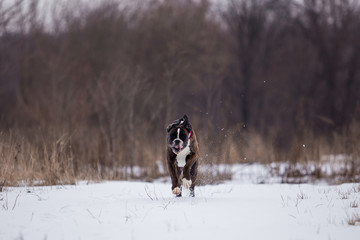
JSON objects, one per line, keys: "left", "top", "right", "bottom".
{"left": 166, "top": 115, "right": 199, "bottom": 197}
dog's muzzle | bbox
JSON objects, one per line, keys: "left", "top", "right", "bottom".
{"left": 172, "top": 139, "right": 183, "bottom": 153}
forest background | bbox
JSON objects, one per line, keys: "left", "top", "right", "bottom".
{"left": 0, "top": 0, "right": 359, "bottom": 186}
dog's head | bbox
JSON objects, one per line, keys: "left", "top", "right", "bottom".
{"left": 167, "top": 114, "right": 192, "bottom": 154}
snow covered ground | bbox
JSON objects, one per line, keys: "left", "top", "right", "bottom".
{"left": 1, "top": 180, "right": 360, "bottom": 240}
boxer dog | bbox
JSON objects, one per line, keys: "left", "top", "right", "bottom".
{"left": 166, "top": 115, "right": 199, "bottom": 197}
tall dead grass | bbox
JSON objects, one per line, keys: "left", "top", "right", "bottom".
{"left": 1, "top": 121, "right": 359, "bottom": 187}
{"left": 274, "top": 120, "right": 360, "bottom": 183}
{"left": 0, "top": 130, "right": 76, "bottom": 187}
{"left": 196, "top": 120, "right": 360, "bottom": 184}
{"left": 0, "top": 126, "right": 167, "bottom": 188}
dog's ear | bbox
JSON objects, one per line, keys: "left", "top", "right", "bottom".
{"left": 167, "top": 123, "right": 176, "bottom": 133}
{"left": 167, "top": 118, "right": 180, "bottom": 133}
{"left": 182, "top": 114, "right": 192, "bottom": 132}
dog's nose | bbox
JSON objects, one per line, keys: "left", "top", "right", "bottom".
{"left": 174, "top": 140, "right": 181, "bottom": 145}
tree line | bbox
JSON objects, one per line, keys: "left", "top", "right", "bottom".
{"left": 0, "top": 0, "right": 359, "bottom": 182}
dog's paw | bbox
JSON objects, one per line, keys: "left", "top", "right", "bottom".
{"left": 172, "top": 187, "right": 181, "bottom": 195}
{"left": 182, "top": 178, "right": 192, "bottom": 189}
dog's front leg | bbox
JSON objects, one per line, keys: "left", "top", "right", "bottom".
{"left": 182, "top": 154, "right": 197, "bottom": 189}
{"left": 167, "top": 160, "right": 182, "bottom": 196}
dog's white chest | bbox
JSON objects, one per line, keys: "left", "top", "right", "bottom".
{"left": 176, "top": 144, "right": 190, "bottom": 167}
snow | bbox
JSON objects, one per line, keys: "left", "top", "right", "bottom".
{"left": 1, "top": 180, "right": 360, "bottom": 240}
{"left": 199, "top": 163, "right": 279, "bottom": 184}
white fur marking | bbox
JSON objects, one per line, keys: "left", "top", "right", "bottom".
{"left": 177, "top": 128, "right": 180, "bottom": 139}
{"left": 172, "top": 187, "right": 181, "bottom": 195}
{"left": 176, "top": 141, "right": 190, "bottom": 167}
{"left": 182, "top": 178, "right": 192, "bottom": 189}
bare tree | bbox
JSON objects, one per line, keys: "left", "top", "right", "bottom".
{"left": 296, "top": 0, "right": 360, "bottom": 130}
{"left": 224, "top": 0, "right": 286, "bottom": 128}
{"left": 0, "top": 0, "right": 23, "bottom": 34}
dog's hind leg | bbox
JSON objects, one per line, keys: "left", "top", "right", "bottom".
{"left": 189, "top": 161, "right": 198, "bottom": 197}
{"left": 189, "top": 187, "right": 195, "bottom": 197}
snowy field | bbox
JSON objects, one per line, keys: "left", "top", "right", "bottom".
{"left": 1, "top": 180, "right": 360, "bottom": 240}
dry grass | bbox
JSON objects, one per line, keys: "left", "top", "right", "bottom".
{"left": 0, "top": 128, "right": 167, "bottom": 187}
{"left": 197, "top": 168, "right": 232, "bottom": 185}
{"left": 347, "top": 212, "right": 360, "bottom": 226}
{"left": 350, "top": 201, "right": 359, "bottom": 208}
{"left": 0, "top": 131, "right": 76, "bottom": 186}
{"left": 297, "top": 191, "right": 308, "bottom": 200}
{"left": 198, "top": 129, "right": 276, "bottom": 166}
{"left": 338, "top": 190, "right": 350, "bottom": 200}
{"left": 1, "top": 120, "right": 360, "bottom": 187}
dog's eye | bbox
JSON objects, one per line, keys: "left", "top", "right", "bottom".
{"left": 179, "top": 130, "right": 186, "bottom": 140}
{"left": 170, "top": 132, "right": 177, "bottom": 140}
